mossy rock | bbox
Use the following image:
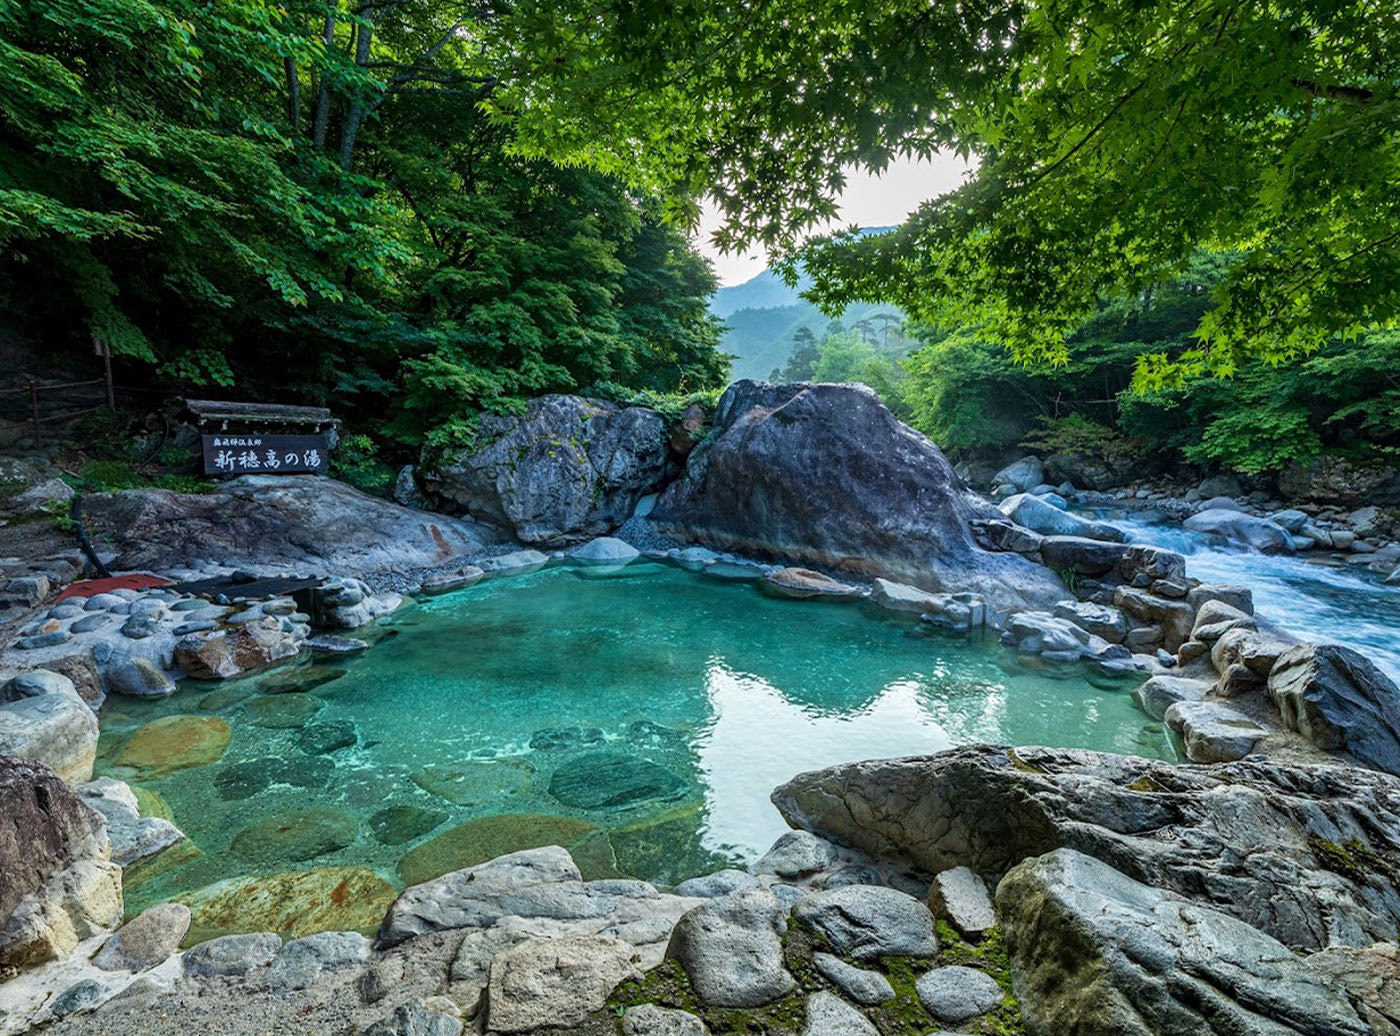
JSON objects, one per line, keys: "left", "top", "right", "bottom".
{"left": 180, "top": 867, "right": 396, "bottom": 940}
{"left": 115, "top": 715, "right": 232, "bottom": 777}
{"left": 369, "top": 804, "right": 448, "bottom": 846}
{"left": 547, "top": 750, "right": 687, "bottom": 810}
{"left": 396, "top": 812, "right": 601, "bottom": 886}
{"left": 130, "top": 783, "right": 174, "bottom": 821}
{"left": 609, "top": 801, "right": 733, "bottom": 883}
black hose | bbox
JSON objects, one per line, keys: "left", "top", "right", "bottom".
{"left": 71, "top": 493, "right": 112, "bottom": 579}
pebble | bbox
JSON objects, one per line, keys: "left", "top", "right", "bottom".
{"left": 812, "top": 952, "right": 894, "bottom": 1005}
{"left": 70, "top": 614, "right": 113, "bottom": 633}
{"left": 17, "top": 631, "right": 71, "bottom": 649}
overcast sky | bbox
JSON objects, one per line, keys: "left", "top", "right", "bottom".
{"left": 693, "top": 151, "right": 974, "bottom": 286}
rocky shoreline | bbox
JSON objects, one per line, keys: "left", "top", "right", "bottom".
{"left": 2, "top": 380, "right": 1399, "bottom": 1034}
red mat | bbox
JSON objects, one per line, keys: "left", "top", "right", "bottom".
{"left": 55, "top": 573, "right": 175, "bottom": 601}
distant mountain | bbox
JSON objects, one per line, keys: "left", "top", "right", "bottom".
{"left": 709, "top": 236, "right": 905, "bottom": 381}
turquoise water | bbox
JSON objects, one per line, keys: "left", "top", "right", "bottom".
{"left": 97, "top": 562, "right": 1173, "bottom": 920}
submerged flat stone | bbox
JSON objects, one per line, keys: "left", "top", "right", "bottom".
{"left": 410, "top": 758, "right": 534, "bottom": 806}
{"left": 115, "top": 715, "right": 231, "bottom": 777}
{"left": 182, "top": 867, "right": 396, "bottom": 939}
{"left": 548, "top": 750, "right": 687, "bottom": 810}
{"left": 230, "top": 807, "right": 358, "bottom": 864}
{"left": 259, "top": 665, "right": 346, "bottom": 694}
{"left": 242, "top": 693, "right": 324, "bottom": 728}
{"left": 369, "top": 804, "right": 447, "bottom": 846}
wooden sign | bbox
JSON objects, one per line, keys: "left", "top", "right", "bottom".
{"left": 201, "top": 433, "right": 331, "bottom": 475}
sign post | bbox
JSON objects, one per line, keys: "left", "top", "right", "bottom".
{"left": 200, "top": 433, "right": 331, "bottom": 476}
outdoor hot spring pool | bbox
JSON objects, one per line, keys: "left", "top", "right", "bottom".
{"left": 95, "top": 562, "right": 1174, "bottom": 930}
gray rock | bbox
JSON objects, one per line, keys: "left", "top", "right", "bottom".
{"left": 1131, "top": 674, "right": 1209, "bottom": 720}
{"left": 102, "top": 653, "right": 176, "bottom": 699}
{"left": 673, "top": 546, "right": 720, "bottom": 571}
{"left": 485, "top": 933, "right": 639, "bottom": 1032}
{"left": 364, "top": 999, "right": 462, "bottom": 1036}
{"left": 752, "top": 830, "right": 839, "bottom": 879}
{"left": 802, "top": 990, "right": 878, "bottom": 1036}
{"left": 927, "top": 866, "right": 995, "bottom": 939}
{"left": 0, "top": 672, "right": 98, "bottom": 783}
{"left": 1183, "top": 508, "right": 1294, "bottom": 552}
{"left": 83, "top": 593, "right": 127, "bottom": 612}
{"left": 1210, "top": 626, "right": 1291, "bottom": 679}
{"left": 673, "top": 869, "right": 761, "bottom": 899}
{"left": 83, "top": 475, "right": 493, "bottom": 577}
{"left": 998, "top": 849, "right": 1371, "bottom": 1036}
{"left": 265, "top": 930, "right": 371, "bottom": 990}
{"left": 1052, "top": 601, "right": 1127, "bottom": 643}
{"left": 759, "top": 567, "right": 864, "bottom": 601}
{"left": 392, "top": 464, "right": 431, "bottom": 510}
{"left": 820, "top": 864, "right": 882, "bottom": 889}
{"left": 18, "top": 631, "right": 72, "bottom": 650}
{"left": 1163, "top": 700, "right": 1266, "bottom": 762}
{"left": 69, "top": 614, "right": 113, "bottom": 634}
{"left": 770, "top": 884, "right": 806, "bottom": 911}
{"left": 76, "top": 777, "right": 183, "bottom": 866}
{"left": 569, "top": 536, "right": 642, "bottom": 565}
{"left": 1268, "top": 642, "right": 1400, "bottom": 775}
{"left": 45, "top": 978, "right": 109, "bottom": 1020}
{"left": 915, "top": 965, "right": 1004, "bottom": 1023}
{"left": 1037, "top": 535, "right": 1129, "bottom": 576}
{"left": 651, "top": 382, "right": 1065, "bottom": 621}
{"left": 423, "top": 394, "right": 668, "bottom": 545}
{"left": 477, "top": 549, "right": 550, "bottom": 575}
{"left": 1001, "top": 495, "right": 1126, "bottom": 543}
{"left": 1112, "top": 586, "right": 1195, "bottom": 651}
{"left": 771, "top": 745, "right": 1400, "bottom": 951}
{"left": 1190, "top": 599, "right": 1256, "bottom": 642}
{"left": 182, "top": 932, "right": 282, "bottom": 977}
{"left": 791, "top": 885, "right": 938, "bottom": 961}
{"left": 622, "top": 1003, "right": 710, "bottom": 1036}
{"left": 665, "top": 887, "right": 795, "bottom": 1007}
{"left": 992, "top": 457, "right": 1045, "bottom": 493}
{"left": 420, "top": 567, "right": 484, "bottom": 595}
{"left": 93, "top": 903, "right": 190, "bottom": 971}
{"left": 811, "top": 952, "right": 894, "bottom": 1005}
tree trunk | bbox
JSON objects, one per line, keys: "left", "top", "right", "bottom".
{"left": 311, "top": 6, "right": 337, "bottom": 149}
{"left": 337, "top": 3, "right": 376, "bottom": 170}
{"left": 284, "top": 56, "right": 301, "bottom": 132}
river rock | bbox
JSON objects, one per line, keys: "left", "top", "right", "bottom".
{"left": 752, "top": 830, "right": 839, "bottom": 879}
{"left": 92, "top": 902, "right": 191, "bottom": 971}
{"left": 998, "top": 848, "right": 1372, "bottom": 1036}
{"left": 115, "top": 715, "right": 231, "bottom": 776}
{"left": 1001, "top": 495, "right": 1125, "bottom": 543}
{"left": 1163, "top": 700, "right": 1265, "bottom": 762}
{"left": 264, "top": 929, "right": 372, "bottom": 990}
{"left": 368, "top": 804, "right": 446, "bottom": 846}
{"left": 665, "top": 887, "right": 795, "bottom": 1007}
{"left": 968, "top": 518, "right": 1045, "bottom": 555}
{"left": 485, "top": 934, "right": 640, "bottom": 1033}
{"left": 758, "top": 567, "right": 863, "bottom": 601}
{"left": 395, "top": 813, "right": 600, "bottom": 886}
{"left": 1037, "top": 535, "right": 1128, "bottom": 576}
{"left": 1184, "top": 508, "right": 1294, "bottom": 552}
{"left": 76, "top": 777, "right": 183, "bottom": 866}
{"left": 802, "top": 990, "right": 878, "bottom": 1036}
{"left": 1210, "top": 626, "right": 1291, "bottom": 679}
{"left": 771, "top": 744, "right": 1400, "bottom": 950}
{"left": 175, "top": 621, "right": 300, "bottom": 680}
{"left": 230, "top": 807, "right": 357, "bottom": 865}
{"left": 1052, "top": 601, "right": 1127, "bottom": 643}
{"left": 1190, "top": 599, "right": 1256, "bottom": 642}
{"left": 0, "top": 670, "right": 98, "bottom": 783}
{"left": 1131, "top": 674, "right": 1209, "bottom": 720}
{"left": 811, "top": 953, "right": 894, "bottom": 1005}
{"left": 791, "top": 885, "right": 938, "bottom": 961}
{"left": 927, "top": 866, "right": 995, "bottom": 938}
{"left": 35, "top": 653, "right": 105, "bottom": 708}
{"left": 622, "top": 1004, "right": 710, "bottom": 1036}
{"left": 477, "top": 549, "right": 550, "bottom": 575}
{"left": 1112, "top": 586, "right": 1194, "bottom": 651}
{"left": 84, "top": 475, "right": 493, "bottom": 576}
{"left": 423, "top": 395, "right": 668, "bottom": 545}
{"left": 103, "top": 654, "right": 176, "bottom": 699}
{"left": 915, "top": 965, "right": 1003, "bottom": 1023}
{"left": 182, "top": 932, "right": 283, "bottom": 977}
{"left": 569, "top": 536, "right": 642, "bottom": 565}
{"left": 364, "top": 999, "right": 463, "bottom": 1036}
{"left": 672, "top": 869, "right": 761, "bottom": 899}
{"left": 651, "top": 381, "right": 1066, "bottom": 620}
{"left": 1268, "top": 642, "right": 1400, "bottom": 775}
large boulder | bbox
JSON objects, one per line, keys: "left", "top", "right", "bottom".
{"left": 651, "top": 382, "right": 1065, "bottom": 618}
{"left": 1183, "top": 508, "right": 1294, "bottom": 552}
{"left": 84, "top": 475, "right": 493, "bottom": 576}
{"left": 0, "top": 670, "right": 99, "bottom": 784}
{"left": 770, "top": 744, "right": 1400, "bottom": 951}
{"left": 422, "top": 395, "right": 668, "bottom": 545}
{"left": 998, "top": 848, "right": 1372, "bottom": 1036}
{"left": 1268, "top": 643, "right": 1400, "bottom": 775}
{"left": 0, "top": 758, "right": 121, "bottom": 969}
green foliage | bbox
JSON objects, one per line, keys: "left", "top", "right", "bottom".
{"left": 75, "top": 461, "right": 146, "bottom": 493}
{"left": 496, "top": 0, "right": 1400, "bottom": 376}
{"left": 0, "top": 0, "right": 728, "bottom": 455}
{"left": 331, "top": 433, "right": 395, "bottom": 495}
{"left": 769, "top": 319, "right": 913, "bottom": 417}
{"left": 1022, "top": 414, "right": 1136, "bottom": 463}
